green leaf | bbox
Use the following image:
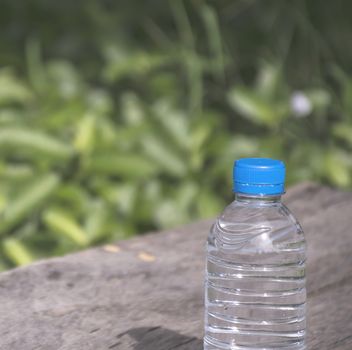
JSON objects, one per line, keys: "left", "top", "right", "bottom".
{"left": 135, "top": 180, "right": 161, "bottom": 222}
{"left": 96, "top": 119, "right": 118, "bottom": 147}
{"left": 103, "top": 46, "right": 168, "bottom": 82}
{"left": 2, "top": 238, "right": 34, "bottom": 266}
{"left": 0, "top": 164, "right": 34, "bottom": 181}
{"left": 228, "top": 87, "right": 285, "bottom": 126}
{"left": 210, "top": 135, "right": 259, "bottom": 180}
{"left": 84, "top": 200, "right": 108, "bottom": 242}
{"left": 47, "top": 60, "right": 82, "bottom": 99}
{"left": 87, "top": 89, "right": 113, "bottom": 115}
{"left": 197, "top": 190, "right": 224, "bottom": 218}
{"left": 170, "top": 0, "right": 195, "bottom": 50}
{"left": 201, "top": 4, "right": 225, "bottom": 81}
{"left": 191, "top": 122, "right": 212, "bottom": 151}
{"left": 26, "top": 38, "right": 47, "bottom": 93}
{"left": 0, "top": 173, "right": 60, "bottom": 235}
{"left": 331, "top": 66, "right": 352, "bottom": 116}
{"left": 176, "top": 181, "right": 198, "bottom": 211}
{"left": 0, "top": 69, "right": 32, "bottom": 105}
{"left": 43, "top": 208, "right": 89, "bottom": 246}
{"left": 189, "top": 119, "right": 214, "bottom": 171}
{"left": 74, "top": 114, "right": 96, "bottom": 154}
{"left": 154, "top": 200, "right": 184, "bottom": 229}
{"left": 325, "top": 151, "right": 351, "bottom": 187}
{"left": 153, "top": 101, "right": 190, "bottom": 149}
{"left": 86, "top": 154, "right": 158, "bottom": 178}
{"left": 121, "top": 92, "right": 144, "bottom": 126}
{"left": 154, "top": 182, "right": 198, "bottom": 228}
{"left": 101, "top": 183, "right": 137, "bottom": 214}
{"left": 141, "top": 136, "right": 187, "bottom": 177}
{"left": 305, "top": 89, "right": 331, "bottom": 110}
{"left": 54, "top": 184, "right": 88, "bottom": 216}
{"left": 333, "top": 123, "right": 352, "bottom": 146}
{"left": 256, "top": 63, "right": 282, "bottom": 99}
{"left": 0, "top": 128, "right": 74, "bottom": 160}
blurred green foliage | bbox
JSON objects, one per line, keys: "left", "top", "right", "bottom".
{"left": 0, "top": 0, "right": 352, "bottom": 269}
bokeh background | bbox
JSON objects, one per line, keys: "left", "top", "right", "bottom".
{"left": 0, "top": 0, "right": 351, "bottom": 269}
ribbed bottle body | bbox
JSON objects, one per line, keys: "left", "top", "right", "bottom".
{"left": 204, "top": 197, "right": 306, "bottom": 350}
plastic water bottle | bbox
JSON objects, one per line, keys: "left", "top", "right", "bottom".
{"left": 204, "top": 158, "right": 306, "bottom": 350}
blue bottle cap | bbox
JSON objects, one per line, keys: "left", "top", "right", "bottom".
{"left": 233, "top": 158, "right": 286, "bottom": 195}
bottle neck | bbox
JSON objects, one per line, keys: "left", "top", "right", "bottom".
{"left": 234, "top": 192, "right": 282, "bottom": 205}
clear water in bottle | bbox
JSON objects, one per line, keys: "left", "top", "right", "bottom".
{"left": 204, "top": 158, "right": 306, "bottom": 350}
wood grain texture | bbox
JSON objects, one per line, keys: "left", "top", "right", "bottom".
{"left": 0, "top": 183, "right": 351, "bottom": 350}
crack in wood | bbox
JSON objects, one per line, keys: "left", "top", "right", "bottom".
{"left": 89, "top": 328, "right": 100, "bottom": 334}
{"left": 108, "top": 342, "right": 120, "bottom": 349}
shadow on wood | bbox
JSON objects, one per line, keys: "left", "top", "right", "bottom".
{"left": 118, "top": 327, "right": 202, "bottom": 349}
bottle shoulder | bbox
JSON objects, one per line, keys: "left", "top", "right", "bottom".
{"left": 218, "top": 200, "right": 302, "bottom": 232}
{"left": 208, "top": 200, "right": 305, "bottom": 257}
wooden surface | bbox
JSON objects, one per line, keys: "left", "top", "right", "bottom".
{"left": 0, "top": 183, "right": 351, "bottom": 350}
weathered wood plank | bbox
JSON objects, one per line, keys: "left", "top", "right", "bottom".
{"left": 0, "top": 183, "right": 351, "bottom": 349}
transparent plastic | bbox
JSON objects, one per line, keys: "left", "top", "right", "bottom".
{"left": 204, "top": 193, "right": 306, "bottom": 350}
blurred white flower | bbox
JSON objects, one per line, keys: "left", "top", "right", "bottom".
{"left": 290, "top": 91, "right": 312, "bottom": 117}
